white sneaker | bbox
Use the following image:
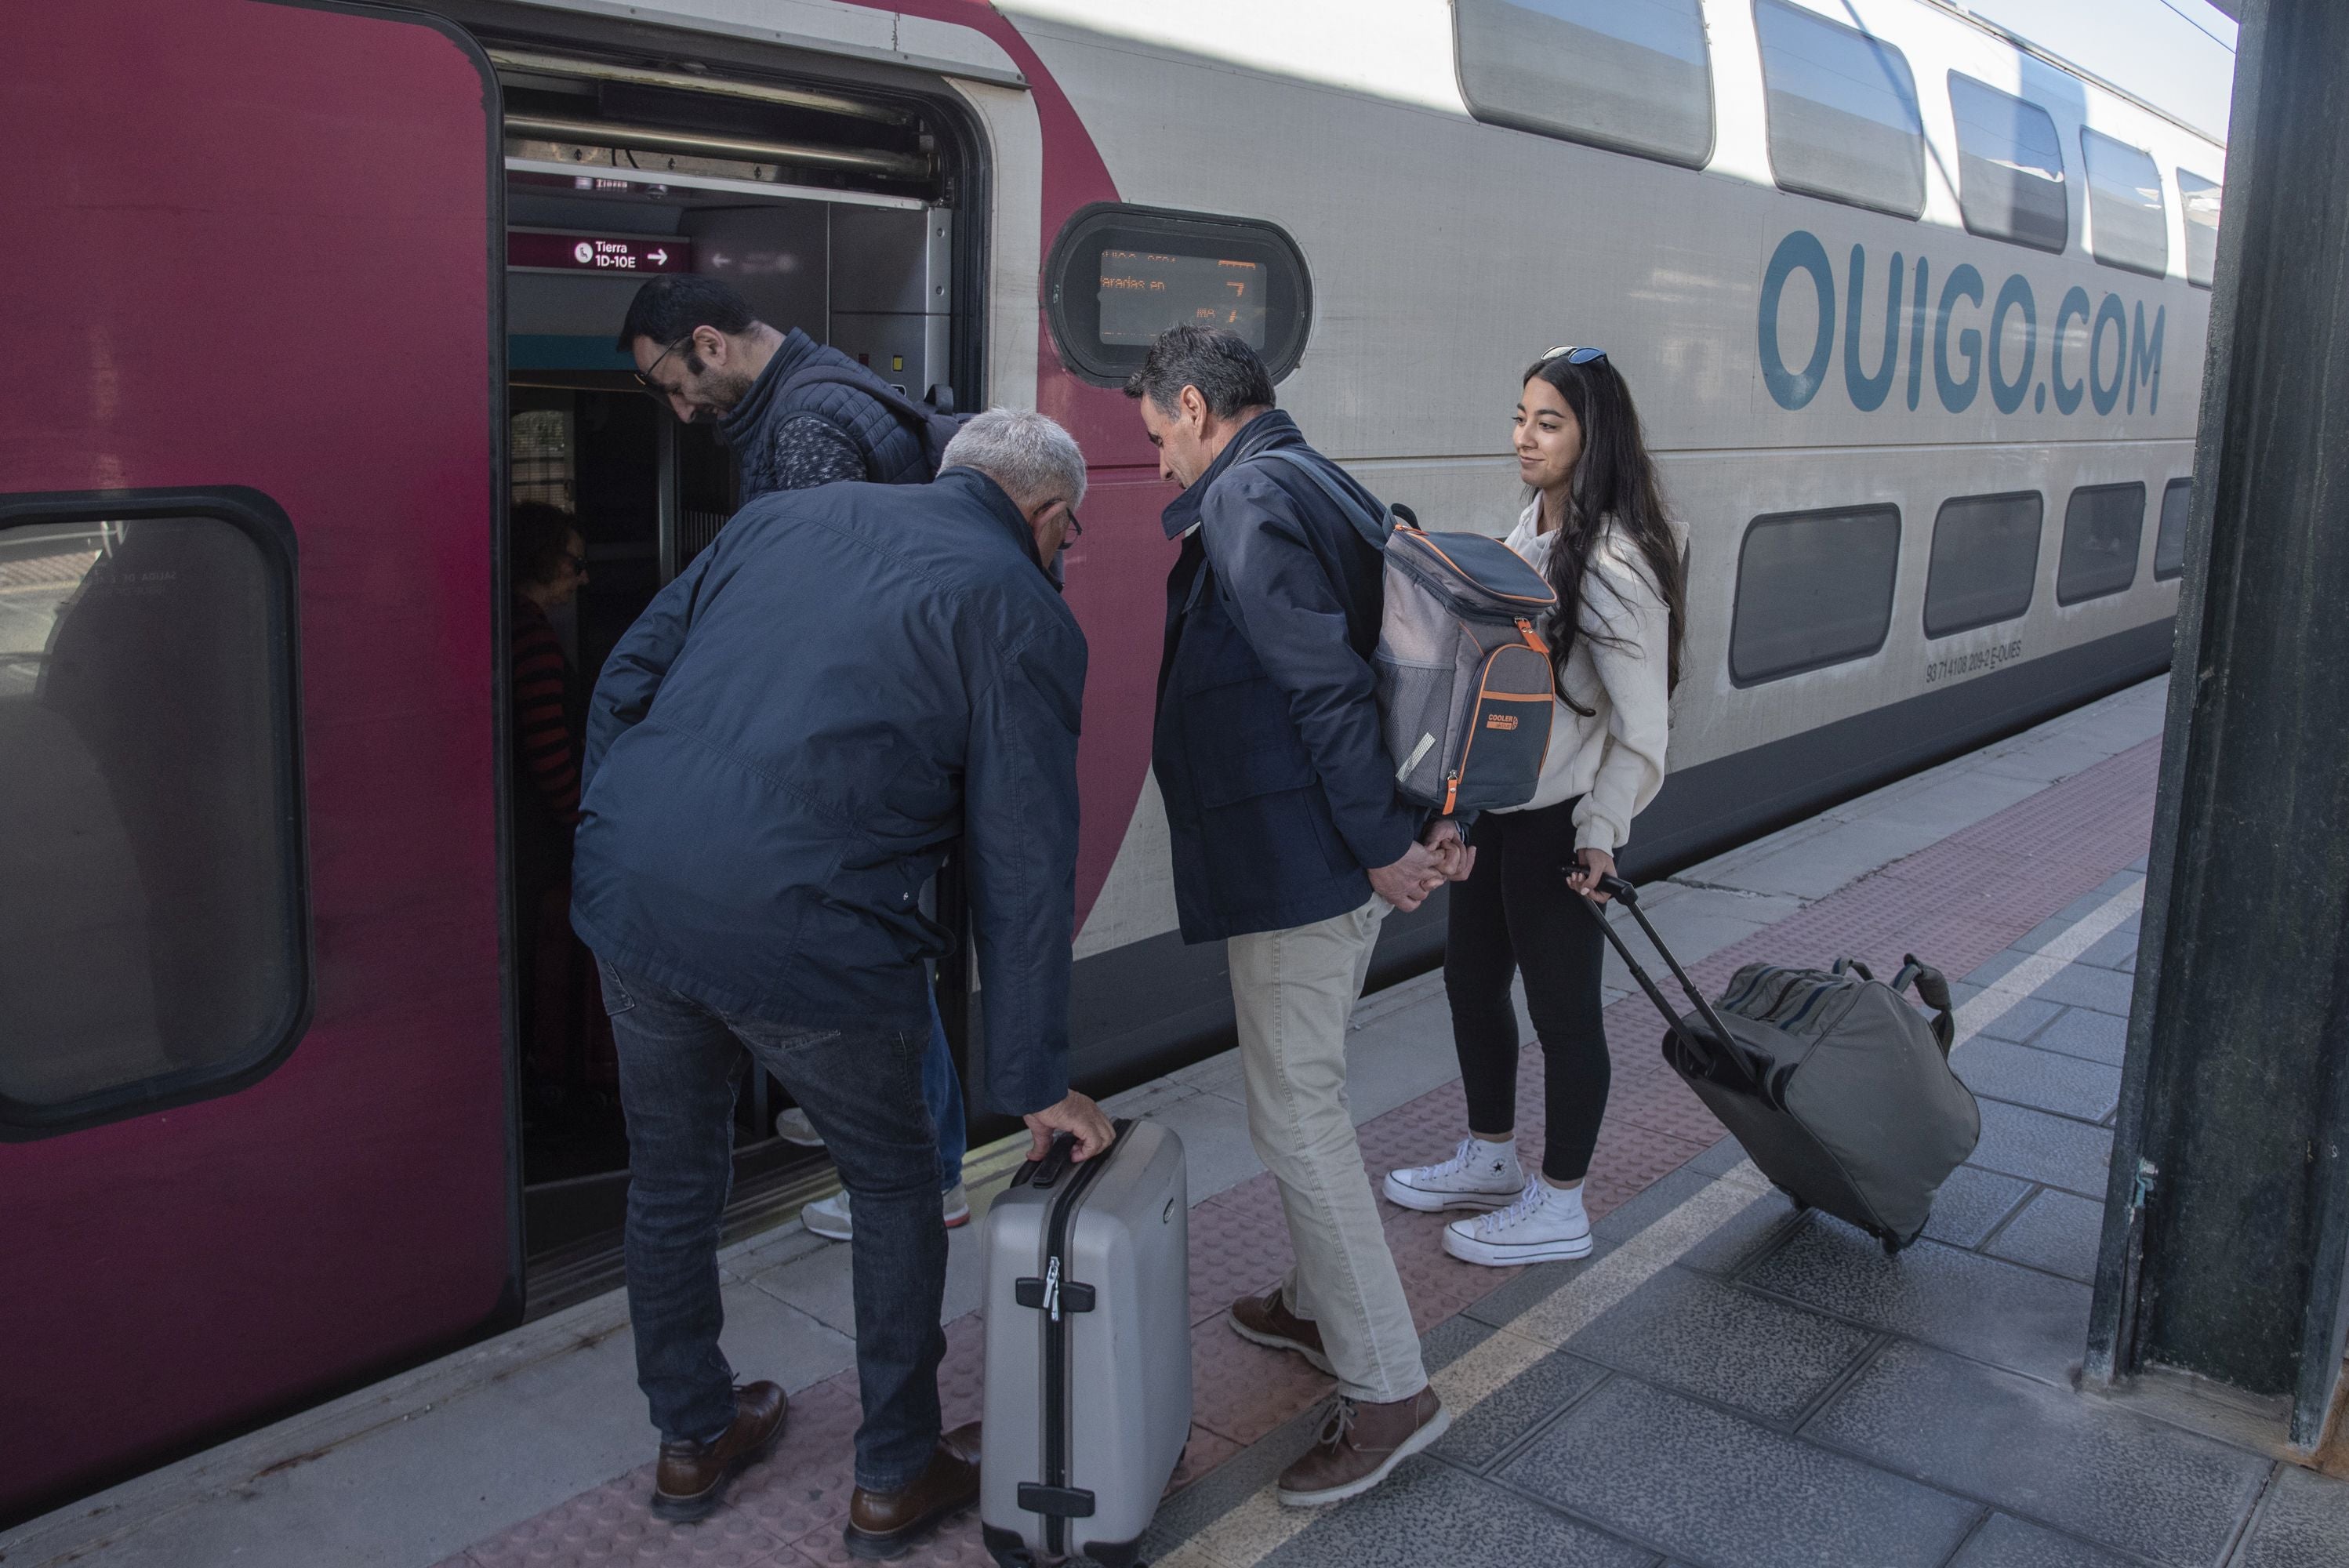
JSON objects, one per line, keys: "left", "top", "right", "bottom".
{"left": 774, "top": 1108, "right": 826, "bottom": 1149}
{"left": 1382, "top": 1137, "right": 1526, "bottom": 1213}
{"left": 801, "top": 1183, "right": 972, "bottom": 1242}
{"left": 1443, "top": 1178, "right": 1593, "bottom": 1266}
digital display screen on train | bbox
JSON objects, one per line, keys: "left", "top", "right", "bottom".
{"left": 1098, "top": 250, "right": 1267, "bottom": 349}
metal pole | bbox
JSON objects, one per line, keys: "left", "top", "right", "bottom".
{"left": 2086, "top": 0, "right": 2349, "bottom": 1452}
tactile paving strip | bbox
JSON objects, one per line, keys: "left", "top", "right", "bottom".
{"left": 1188, "top": 1315, "right": 1336, "bottom": 1446}
{"left": 463, "top": 1468, "right": 791, "bottom": 1568}
{"left": 1186, "top": 1200, "right": 1296, "bottom": 1326}
{"left": 449, "top": 729, "right": 2160, "bottom": 1566}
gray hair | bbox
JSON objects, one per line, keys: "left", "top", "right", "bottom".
{"left": 940, "top": 408, "right": 1087, "bottom": 510}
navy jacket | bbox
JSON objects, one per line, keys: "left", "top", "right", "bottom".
{"left": 717, "top": 328, "right": 931, "bottom": 498}
{"left": 1153, "top": 410, "right": 1421, "bottom": 942}
{"left": 571, "top": 469, "right": 1086, "bottom": 1116}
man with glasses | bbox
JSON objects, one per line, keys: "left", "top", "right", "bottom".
{"left": 619, "top": 274, "right": 931, "bottom": 499}
{"left": 571, "top": 409, "right": 1111, "bottom": 1552}
{"left": 617, "top": 272, "right": 972, "bottom": 1240}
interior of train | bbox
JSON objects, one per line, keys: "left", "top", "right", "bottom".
{"left": 488, "top": 46, "right": 975, "bottom": 1298}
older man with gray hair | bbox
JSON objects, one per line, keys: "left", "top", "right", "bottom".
{"left": 572, "top": 408, "right": 1112, "bottom": 1557}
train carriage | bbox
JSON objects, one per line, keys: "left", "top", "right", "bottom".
{"left": 0, "top": 0, "right": 2220, "bottom": 1522}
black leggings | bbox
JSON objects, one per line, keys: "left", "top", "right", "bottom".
{"left": 1443, "top": 797, "right": 1610, "bottom": 1182}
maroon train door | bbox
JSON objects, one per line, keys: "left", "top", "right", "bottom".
{"left": 0, "top": 0, "right": 509, "bottom": 1519}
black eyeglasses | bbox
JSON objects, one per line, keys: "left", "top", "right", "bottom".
{"left": 561, "top": 550, "right": 587, "bottom": 574}
{"left": 1055, "top": 499, "right": 1083, "bottom": 544}
{"left": 633, "top": 334, "right": 692, "bottom": 391}
{"left": 1541, "top": 345, "right": 1609, "bottom": 367}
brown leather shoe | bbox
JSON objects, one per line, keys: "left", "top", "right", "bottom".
{"left": 1276, "top": 1388, "right": 1450, "bottom": 1507}
{"left": 843, "top": 1421, "right": 982, "bottom": 1559}
{"left": 651, "top": 1381, "right": 788, "bottom": 1521}
{"left": 1226, "top": 1285, "right": 1335, "bottom": 1374}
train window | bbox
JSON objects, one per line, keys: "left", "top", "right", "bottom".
{"left": 2154, "top": 477, "right": 2194, "bottom": 581}
{"left": 2178, "top": 170, "right": 2221, "bottom": 289}
{"left": 2080, "top": 129, "right": 2168, "bottom": 278}
{"left": 1948, "top": 74, "right": 2068, "bottom": 253}
{"left": 1754, "top": 0, "right": 1926, "bottom": 220}
{"left": 2057, "top": 482, "right": 2148, "bottom": 604}
{"left": 1924, "top": 492, "right": 2042, "bottom": 638}
{"left": 1454, "top": 0, "right": 1714, "bottom": 169}
{"left": 1730, "top": 504, "right": 1901, "bottom": 686}
{"left": 0, "top": 492, "right": 307, "bottom": 1135}
{"left": 1044, "top": 205, "right": 1312, "bottom": 387}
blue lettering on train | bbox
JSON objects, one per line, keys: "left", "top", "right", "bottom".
{"left": 1758, "top": 230, "right": 2166, "bottom": 418}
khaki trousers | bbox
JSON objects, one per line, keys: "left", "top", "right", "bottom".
{"left": 1229, "top": 896, "right": 1427, "bottom": 1404}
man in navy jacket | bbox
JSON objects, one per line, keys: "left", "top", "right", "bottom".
{"left": 1130, "top": 326, "right": 1465, "bottom": 1508}
{"left": 572, "top": 410, "right": 1112, "bottom": 1555}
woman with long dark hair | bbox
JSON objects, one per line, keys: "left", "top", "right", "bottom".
{"left": 1383, "top": 346, "right": 1687, "bottom": 1265}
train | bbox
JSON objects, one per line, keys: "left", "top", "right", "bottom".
{"left": 2, "top": 0, "right": 2220, "bottom": 1523}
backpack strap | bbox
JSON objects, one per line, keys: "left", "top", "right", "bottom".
{"left": 1251, "top": 447, "right": 1394, "bottom": 550}
{"left": 1893, "top": 955, "right": 1957, "bottom": 1056}
{"left": 776, "top": 363, "right": 957, "bottom": 477}
{"left": 1830, "top": 956, "right": 1875, "bottom": 982}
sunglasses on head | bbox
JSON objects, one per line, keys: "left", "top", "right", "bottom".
{"left": 1541, "top": 345, "right": 1609, "bottom": 367}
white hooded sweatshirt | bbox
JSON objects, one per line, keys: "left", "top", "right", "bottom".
{"left": 1494, "top": 499, "right": 1676, "bottom": 855}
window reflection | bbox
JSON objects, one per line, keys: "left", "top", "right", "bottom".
{"left": 0, "top": 513, "right": 300, "bottom": 1116}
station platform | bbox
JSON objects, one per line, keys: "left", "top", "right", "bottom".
{"left": 12, "top": 675, "right": 2347, "bottom": 1568}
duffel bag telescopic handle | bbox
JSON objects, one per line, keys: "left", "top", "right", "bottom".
{"left": 1575, "top": 871, "right": 1763, "bottom": 1095}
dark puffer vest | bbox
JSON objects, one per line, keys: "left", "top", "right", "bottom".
{"left": 717, "top": 328, "right": 931, "bottom": 497}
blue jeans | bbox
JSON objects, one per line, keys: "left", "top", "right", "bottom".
{"left": 598, "top": 960, "right": 948, "bottom": 1492}
{"left": 923, "top": 994, "right": 966, "bottom": 1192}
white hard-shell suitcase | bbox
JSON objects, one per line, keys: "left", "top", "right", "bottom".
{"left": 981, "top": 1119, "right": 1190, "bottom": 1566}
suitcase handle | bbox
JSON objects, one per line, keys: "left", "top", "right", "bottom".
{"left": 1577, "top": 873, "right": 1765, "bottom": 1095}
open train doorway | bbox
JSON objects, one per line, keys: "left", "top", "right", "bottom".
{"left": 488, "top": 45, "right": 982, "bottom": 1308}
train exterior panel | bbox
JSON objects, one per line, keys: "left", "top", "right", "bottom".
{"left": 0, "top": 0, "right": 2221, "bottom": 1521}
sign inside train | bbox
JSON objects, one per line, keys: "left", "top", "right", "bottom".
{"left": 1759, "top": 230, "right": 2167, "bottom": 419}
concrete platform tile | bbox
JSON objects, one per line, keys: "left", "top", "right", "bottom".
{"left": 1679, "top": 1188, "right": 1813, "bottom": 1279}
{"left": 1186, "top": 1200, "right": 1295, "bottom": 1326}
{"left": 1187, "top": 1313, "right": 1334, "bottom": 1446}
{"left": 1429, "top": 1341, "right": 1611, "bottom": 1469}
{"left": 935, "top": 1314, "right": 987, "bottom": 1432}
{"left": 1125, "top": 1083, "right": 1264, "bottom": 1204}
{"left": 1985, "top": 1190, "right": 2107, "bottom": 1284}
{"left": 1809, "top": 1341, "right": 2267, "bottom": 1567}
{"left": 1350, "top": 1078, "right": 1476, "bottom": 1180}
{"left": 1565, "top": 1265, "right": 1875, "bottom": 1422}
{"left": 1948, "top": 1513, "right": 2140, "bottom": 1568}
{"left": 1380, "top": 1205, "right": 1519, "bottom": 1330}
{"left": 725, "top": 1377, "right": 866, "bottom": 1544}
{"left": 1503, "top": 1375, "right": 1978, "bottom": 1568}
{"left": 1169, "top": 1425, "right": 1245, "bottom": 1494}
{"left": 2031, "top": 964, "right": 2137, "bottom": 1018}
{"left": 1955, "top": 1038, "right": 2123, "bottom": 1123}
{"left": 1743, "top": 1228, "right": 2093, "bottom": 1385}
{"left": 2074, "top": 924, "right": 2143, "bottom": 975}
{"left": 1263, "top": 1454, "right": 1651, "bottom": 1568}
{"left": 1920, "top": 1163, "right": 2035, "bottom": 1248}
{"left": 1969, "top": 996, "right": 2065, "bottom": 1047}
{"left": 1199, "top": 1168, "right": 1289, "bottom": 1231}
{"left": 2237, "top": 1461, "right": 2349, "bottom": 1568}
{"left": 464, "top": 1468, "right": 790, "bottom": 1568}
{"left": 1607, "top": 1067, "right": 1727, "bottom": 1149}
{"left": 1581, "top": 1117, "right": 1712, "bottom": 1221}
{"left": 2024, "top": 1007, "right": 2131, "bottom": 1065}
{"left": 1972, "top": 1098, "right": 2117, "bottom": 1197}
{"left": 785, "top": 1511, "right": 987, "bottom": 1566}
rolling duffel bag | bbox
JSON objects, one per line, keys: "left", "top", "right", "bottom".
{"left": 1583, "top": 873, "right": 1979, "bottom": 1252}
{"left": 981, "top": 1119, "right": 1189, "bottom": 1568}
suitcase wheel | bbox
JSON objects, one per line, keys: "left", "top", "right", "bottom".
{"left": 1881, "top": 1234, "right": 1907, "bottom": 1257}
